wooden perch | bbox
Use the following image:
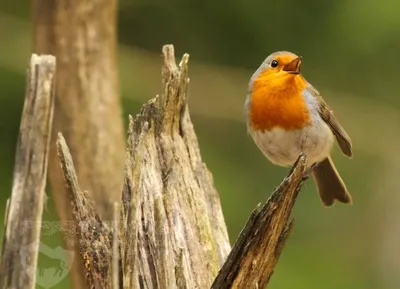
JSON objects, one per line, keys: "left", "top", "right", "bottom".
{"left": 212, "top": 154, "right": 308, "bottom": 289}
{"left": 53, "top": 44, "right": 308, "bottom": 288}
{"left": 0, "top": 54, "right": 56, "bottom": 289}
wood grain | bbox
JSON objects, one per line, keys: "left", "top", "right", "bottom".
{"left": 0, "top": 54, "right": 56, "bottom": 289}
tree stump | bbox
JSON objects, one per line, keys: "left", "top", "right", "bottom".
{"left": 0, "top": 44, "right": 308, "bottom": 289}
{"left": 53, "top": 45, "right": 307, "bottom": 288}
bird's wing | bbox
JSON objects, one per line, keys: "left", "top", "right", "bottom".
{"left": 307, "top": 84, "right": 353, "bottom": 158}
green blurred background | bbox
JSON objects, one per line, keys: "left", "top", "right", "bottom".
{"left": 1, "top": 0, "right": 400, "bottom": 288}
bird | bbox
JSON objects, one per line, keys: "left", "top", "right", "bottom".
{"left": 245, "top": 51, "right": 353, "bottom": 206}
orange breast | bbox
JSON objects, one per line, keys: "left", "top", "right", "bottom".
{"left": 249, "top": 71, "right": 310, "bottom": 132}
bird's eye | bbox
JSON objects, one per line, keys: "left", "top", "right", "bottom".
{"left": 271, "top": 60, "right": 278, "bottom": 68}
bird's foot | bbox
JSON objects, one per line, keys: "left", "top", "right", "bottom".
{"left": 303, "top": 162, "right": 318, "bottom": 179}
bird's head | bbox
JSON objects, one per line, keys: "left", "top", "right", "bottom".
{"left": 249, "top": 51, "right": 304, "bottom": 94}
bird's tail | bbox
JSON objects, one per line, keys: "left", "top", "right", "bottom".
{"left": 311, "top": 156, "right": 352, "bottom": 206}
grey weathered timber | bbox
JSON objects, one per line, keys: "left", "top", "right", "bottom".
{"left": 0, "top": 54, "right": 56, "bottom": 289}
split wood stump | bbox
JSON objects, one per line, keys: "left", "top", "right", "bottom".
{"left": 0, "top": 45, "right": 308, "bottom": 289}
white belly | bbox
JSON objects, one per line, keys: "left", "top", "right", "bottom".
{"left": 249, "top": 119, "right": 334, "bottom": 167}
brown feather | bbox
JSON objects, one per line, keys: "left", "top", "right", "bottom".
{"left": 307, "top": 85, "right": 353, "bottom": 158}
{"left": 312, "top": 156, "right": 353, "bottom": 206}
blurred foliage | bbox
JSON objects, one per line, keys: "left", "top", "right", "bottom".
{"left": 1, "top": 0, "right": 400, "bottom": 288}
{"left": 118, "top": 0, "right": 400, "bottom": 105}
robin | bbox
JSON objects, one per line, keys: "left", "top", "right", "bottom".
{"left": 245, "top": 51, "right": 353, "bottom": 206}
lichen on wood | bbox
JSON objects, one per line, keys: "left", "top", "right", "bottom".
{"left": 119, "top": 44, "right": 231, "bottom": 288}
{"left": 56, "top": 134, "right": 114, "bottom": 288}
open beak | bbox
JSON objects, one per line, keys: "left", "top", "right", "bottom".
{"left": 282, "top": 56, "right": 302, "bottom": 74}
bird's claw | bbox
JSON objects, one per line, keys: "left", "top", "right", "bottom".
{"left": 303, "top": 162, "right": 318, "bottom": 179}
